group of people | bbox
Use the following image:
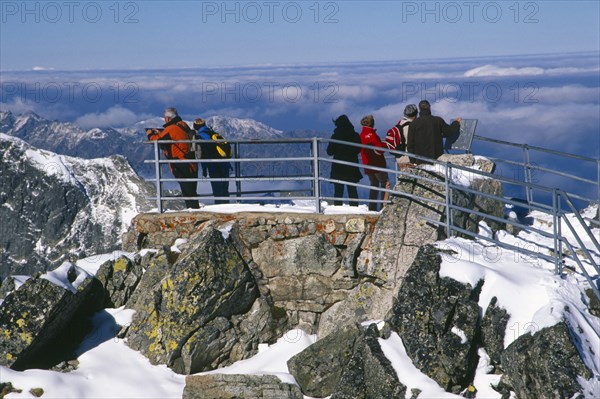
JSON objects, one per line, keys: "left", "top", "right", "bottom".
{"left": 327, "top": 100, "right": 461, "bottom": 211}
{"left": 146, "top": 107, "right": 230, "bottom": 209}
{"left": 148, "top": 102, "right": 461, "bottom": 212}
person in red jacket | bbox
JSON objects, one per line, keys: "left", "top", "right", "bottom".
{"left": 359, "top": 115, "right": 389, "bottom": 212}
{"left": 146, "top": 107, "right": 200, "bottom": 209}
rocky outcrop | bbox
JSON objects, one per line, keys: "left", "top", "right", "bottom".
{"left": 385, "top": 245, "right": 482, "bottom": 393}
{"left": 182, "top": 374, "right": 303, "bottom": 399}
{"left": 318, "top": 155, "right": 503, "bottom": 338}
{"left": 480, "top": 297, "right": 510, "bottom": 366}
{"left": 331, "top": 324, "right": 406, "bottom": 399}
{"left": 287, "top": 324, "right": 362, "bottom": 397}
{"left": 0, "top": 266, "right": 100, "bottom": 370}
{"left": 384, "top": 243, "right": 595, "bottom": 398}
{"left": 287, "top": 323, "right": 405, "bottom": 399}
{"left": 500, "top": 321, "right": 592, "bottom": 399}
{"left": 124, "top": 224, "right": 261, "bottom": 374}
{"left": 94, "top": 256, "right": 143, "bottom": 308}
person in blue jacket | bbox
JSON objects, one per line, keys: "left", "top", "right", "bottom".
{"left": 193, "top": 118, "right": 231, "bottom": 204}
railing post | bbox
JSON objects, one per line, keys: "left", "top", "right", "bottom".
{"left": 445, "top": 164, "right": 453, "bottom": 238}
{"left": 552, "top": 189, "right": 562, "bottom": 274}
{"left": 597, "top": 158, "right": 600, "bottom": 215}
{"left": 153, "top": 141, "right": 163, "bottom": 213}
{"left": 234, "top": 142, "right": 241, "bottom": 201}
{"left": 523, "top": 145, "right": 533, "bottom": 204}
{"left": 312, "top": 137, "right": 321, "bottom": 213}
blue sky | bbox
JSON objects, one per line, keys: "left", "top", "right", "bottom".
{"left": 1, "top": 1, "right": 599, "bottom": 70}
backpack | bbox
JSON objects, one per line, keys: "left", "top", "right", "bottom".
{"left": 385, "top": 120, "right": 411, "bottom": 154}
{"left": 196, "top": 127, "right": 233, "bottom": 159}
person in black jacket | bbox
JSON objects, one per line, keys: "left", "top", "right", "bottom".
{"left": 407, "top": 100, "right": 462, "bottom": 165}
{"left": 326, "top": 115, "right": 363, "bottom": 206}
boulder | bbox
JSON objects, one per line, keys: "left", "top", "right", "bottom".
{"left": 182, "top": 374, "right": 303, "bottom": 399}
{"left": 500, "top": 321, "right": 592, "bottom": 399}
{"left": 94, "top": 256, "right": 143, "bottom": 308}
{"left": 287, "top": 323, "right": 362, "bottom": 397}
{"left": 385, "top": 245, "right": 482, "bottom": 393}
{"left": 125, "top": 225, "right": 259, "bottom": 374}
{"left": 288, "top": 323, "right": 405, "bottom": 399}
{"left": 480, "top": 296, "right": 509, "bottom": 366}
{"left": 331, "top": 324, "right": 406, "bottom": 399}
{"left": 0, "top": 267, "right": 99, "bottom": 370}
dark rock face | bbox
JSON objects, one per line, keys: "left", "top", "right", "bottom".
{"left": 0, "top": 136, "right": 154, "bottom": 279}
{"left": 182, "top": 374, "right": 303, "bottom": 399}
{"left": 287, "top": 324, "right": 362, "bottom": 398}
{"left": 500, "top": 321, "right": 592, "bottom": 399}
{"left": 0, "top": 139, "right": 90, "bottom": 278}
{"left": 385, "top": 245, "right": 482, "bottom": 393}
{"left": 94, "top": 256, "right": 143, "bottom": 308}
{"left": 0, "top": 269, "right": 100, "bottom": 370}
{"left": 125, "top": 225, "right": 260, "bottom": 374}
{"left": 481, "top": 297, "right": 509, "bottom": 366}
{"left": 288, "top": 323, "right": 406, "bottom": 399}
{"left": 331, "top": 324, "right": 406, "bottom": 399}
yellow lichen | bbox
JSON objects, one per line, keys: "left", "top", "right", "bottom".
{"left": 167, "top": 340, "right": 178, "bottom": 351}
{"left": 113, "top": 258, "right": 128, "bottom": 273}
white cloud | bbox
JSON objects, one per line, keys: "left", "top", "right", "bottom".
{"left": 464, "top": 64, "right": 545, "bottom": 77}
{"left": 75, "top": 106, "right": 143, "bottom": 129}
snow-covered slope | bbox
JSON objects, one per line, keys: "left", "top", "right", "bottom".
{"left": 0, "top": 134, "right": 155, "bottom": 277}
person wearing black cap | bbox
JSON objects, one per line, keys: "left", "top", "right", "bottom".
{"left": 385, "top": 103, "right": 418, "bottom": 169}
{"left": 407, "top": 100, "right": 461, "bottom": 165}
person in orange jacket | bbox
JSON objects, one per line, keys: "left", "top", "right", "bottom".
{"left": 146, "top": 107, "right": 200, "bottom": 209}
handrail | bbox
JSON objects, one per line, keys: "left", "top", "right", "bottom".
{"left": 472, "top": 134, "right": 600, "bottom": 206}
{"left": 144, "top": 135, "right": 600, "bottom": 300}
{"left": 473, "top": 135, "right": 598, "bottom": 163}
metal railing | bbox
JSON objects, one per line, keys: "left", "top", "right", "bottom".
{"left": 471, "top": 135, "right": 600, "bottom": 209}
{"left": 144, "top": 136, "right": 600, "bottom": 300}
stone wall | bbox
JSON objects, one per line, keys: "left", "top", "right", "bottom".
{"left": 123, "top": 212, "right": 380, "bottom": 335}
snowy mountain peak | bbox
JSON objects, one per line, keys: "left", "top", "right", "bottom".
{"left": 205, "top": 115, "right": 284, "bottom": 140}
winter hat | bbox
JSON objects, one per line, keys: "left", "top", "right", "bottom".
{"left": 334, "top": 114, "right": 351, "bottom": 127}
{"left": 193, "top": 118, "right": 206, "bottom": 130}
{"left": 360, "top": 114, "right": 374, "bottom": 128}
{"left": 404, "top": 104, "right": 418, "bottom": 117}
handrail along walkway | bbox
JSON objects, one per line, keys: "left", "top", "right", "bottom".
{"left": 144, "top": 136, "right": 600, "bottom": 300}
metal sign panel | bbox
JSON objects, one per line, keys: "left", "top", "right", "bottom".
{"left": 444, "top": 119, "right": 478, "bottom": 152}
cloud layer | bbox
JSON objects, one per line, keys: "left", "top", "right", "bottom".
{"left": 1, "top": 52, "right": 598, "bottom": 159}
